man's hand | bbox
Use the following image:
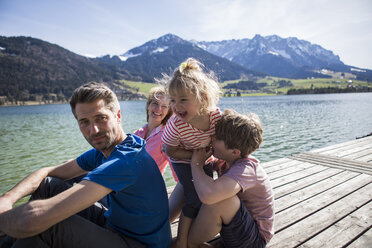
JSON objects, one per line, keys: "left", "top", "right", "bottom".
{"left": 0, "top": 195, "right": 14, "bottom": 215}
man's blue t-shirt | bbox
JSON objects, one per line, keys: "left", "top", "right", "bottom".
{"left": 76, "top": 134, "right": 171, "bottom": 248}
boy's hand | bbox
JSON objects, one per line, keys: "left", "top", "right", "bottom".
{"left": 192, "top": 148, "right": 213, "bottom": 167}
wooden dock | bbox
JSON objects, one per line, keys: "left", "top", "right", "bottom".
{"left": 169, "top": 136, "right": 372, "bottom": 247}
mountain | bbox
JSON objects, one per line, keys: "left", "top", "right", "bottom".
{"left": 97, "top": 34, "right": 264, "bottom": 82}
{"left": 0, "top": 36, "right": 136, "bottom": 103}
{"left": 194, "top": 34, "right": 372, "bottom": 79}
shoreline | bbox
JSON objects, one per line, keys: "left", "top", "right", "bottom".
{"left": 1, "top": 91, "right": 371, "bottom": 107}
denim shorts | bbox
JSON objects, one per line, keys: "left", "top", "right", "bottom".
{"left": 220, "top": 200, "right": 266, "bottom": 248}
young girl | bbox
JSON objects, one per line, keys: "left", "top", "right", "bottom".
{"left": 161, "top": 58, "right": 222, "bottom": 247}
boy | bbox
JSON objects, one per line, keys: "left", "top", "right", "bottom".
{"left": 188, "top": 109, "right": 274, "bottom": 248}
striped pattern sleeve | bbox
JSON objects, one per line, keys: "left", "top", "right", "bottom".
{"left": 162, "top": 116, "right": 180, "bottom": 147}
{"left": 210, "top": 108, "right": 222, "bottom": 129}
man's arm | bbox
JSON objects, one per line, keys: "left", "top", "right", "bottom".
{"left": 0, "top": 159, "right": 87, "bottom": 214}
{"left": 0, "top": 180, "right": 111, "bottom": 238}
{"left": 191, "top": 149, "right": 241, "bottom": 205}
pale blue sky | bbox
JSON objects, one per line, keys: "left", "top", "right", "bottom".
{"left": 1, "top": 0, "right": 372, "bottom": 69}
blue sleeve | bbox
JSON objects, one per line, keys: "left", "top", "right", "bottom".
{"left": 83, "top": 153, "right": 138, "bottom": 191}
{"left": 76, "top": 148, "right": 102, "bottom": 171}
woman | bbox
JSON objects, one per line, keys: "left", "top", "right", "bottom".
{"left": 134, "top": 86, "right": 184, "bottom": 223}
{"left": 134, "top": 86, "right": 178, "bottom": 180}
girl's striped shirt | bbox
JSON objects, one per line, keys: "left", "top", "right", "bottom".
{"left": 162, "top": 108, "right": 222, "bottom": 163}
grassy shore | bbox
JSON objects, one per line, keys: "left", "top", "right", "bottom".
{"left": 119, "top": 77, "right": 371, "bottom": 96}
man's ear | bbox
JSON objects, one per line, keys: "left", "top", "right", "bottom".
{"left": 232, "top": 148, "right": 241, "bottom": 158}
{"left": 116, "top": 110, "right": 121, "bottom": 123}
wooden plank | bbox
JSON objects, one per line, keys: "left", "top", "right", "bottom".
{"left": 298, "top": 201, "right": 372, "bottom": 247}
{"left": 268, "top": 161, "right": 317, "bottom": 180}
{"left": 346, "top": 227, "right": 372, "bottom": 248}
{"left": 268, "top": 181, "right": 372, "bottom": 248}
{"left": 273, "top": 168, "right": 345, "bottom": 199}
{"left": 262, "top": 157, "right": 293, "bottom": 168}
{"left": 294, "top": 152, "right": 372, "bottom": 169}
{"left": 274, "top": 174, "right": 372, "bottom": 232}
{"left": 311, "top": 136, "right": 372, "bottom": 154}
{"left": 264, "top": 159, "right": 302, "bottom": 174}
{"left": 342, "top": 147, "right": 372, "bottom": 160}
{"left": 271, "top": 164, "right": 330, "bottom": 189}
{"left": 357, "top": 153, "right": 372, "bottom": 163}
{"left": 290, "top": 152, "right": 372, "bottom": 175}
{"left": 329, "top": 142, "right": 372, "bottom": 158}
{"left": 275, "top": 170, "right": 359, "bottom": 213}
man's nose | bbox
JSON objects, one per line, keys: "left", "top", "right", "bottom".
{"left": 90, "top": 122, "right": 99, "bottom": 134}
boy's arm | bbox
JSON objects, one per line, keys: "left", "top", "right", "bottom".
{"left": 0, "top": 159, "right": 87, "bottom": 215}
{"left": 0, "top": 180, "right": 111, "bottom": 238}
{"left": 164, "top": 144, "right": 193, "bottom": 160}
{"left": 191, "top": 149, "right": 241, "bottom": 205}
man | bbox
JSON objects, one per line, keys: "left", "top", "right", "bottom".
{"left": 0, "top": 82, "right": 172, "bottom": 248}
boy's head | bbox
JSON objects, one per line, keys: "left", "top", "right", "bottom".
{"left": 214, "top": 109, "right": 263, "bottom": 158}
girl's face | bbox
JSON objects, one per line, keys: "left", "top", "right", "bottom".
{"left": 147, "top": 95, "right": 169, "bottom": 125}
{"left": 169, "top": 90, "right": 201, "bottom": 123}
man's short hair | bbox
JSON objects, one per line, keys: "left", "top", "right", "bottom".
{"left": 69, "top": 82, "right": 120, "bottom": 118}
{"left": 215, "top": 109, "right": 263, "bottom": 157}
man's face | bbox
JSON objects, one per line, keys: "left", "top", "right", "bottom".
{"left": 75, "top": 99, "right": 121, "bottom": 155}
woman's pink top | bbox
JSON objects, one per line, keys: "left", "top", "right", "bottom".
{"left": 134, "top": 124, "right": 178, "bottom": 182}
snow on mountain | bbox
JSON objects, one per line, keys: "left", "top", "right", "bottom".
{"left": 193, "top": 34, "right": 346, "bottom": 77}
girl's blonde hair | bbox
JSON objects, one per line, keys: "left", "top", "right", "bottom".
{"left": 146, "top": 86, "right": 173, "bottom": 125}
{"left": 161, "top": 58, "right": 221, "bottom": 114}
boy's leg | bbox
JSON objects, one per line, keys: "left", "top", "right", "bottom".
{"left": 188, "top": 196, "right": 241, "bottom": 248}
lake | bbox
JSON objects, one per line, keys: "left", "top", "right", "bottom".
{"left": 1, "top": 92, "right": 372, "bottom": 194}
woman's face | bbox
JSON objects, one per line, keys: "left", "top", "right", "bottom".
{"left": 147, "top": 95, "right": 169, "bottom": 125}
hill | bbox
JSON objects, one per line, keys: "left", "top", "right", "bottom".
{"left": 0, "top": 36, "right": 139, "bottom": 104}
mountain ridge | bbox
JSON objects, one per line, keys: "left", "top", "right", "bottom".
{"left": 1, "top": 33, "right": 371, "bottom": 103}
{"left": 97, "top": 33, "right": 264, "bottom": 82}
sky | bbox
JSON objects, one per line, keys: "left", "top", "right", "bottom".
{"left": 1, "top": 0, "right": 372, "bottom": 69}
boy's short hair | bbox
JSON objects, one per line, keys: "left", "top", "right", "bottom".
{"left": 69, "top": 82, "right": 120, "bottom": 118}
{"left": 215, "top": 109, "right": 263, "bottom": 157}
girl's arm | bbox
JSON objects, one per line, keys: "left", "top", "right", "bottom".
{"left": 164, "top": 144, "right": 193, "bottom": 160}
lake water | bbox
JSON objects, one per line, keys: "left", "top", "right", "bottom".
{"left": 1, "top": 93, "right": 372, "bottom": 195}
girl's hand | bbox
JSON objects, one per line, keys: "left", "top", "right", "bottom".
{"left": 191, "top": 148, "right": 213, "bottom": 167}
